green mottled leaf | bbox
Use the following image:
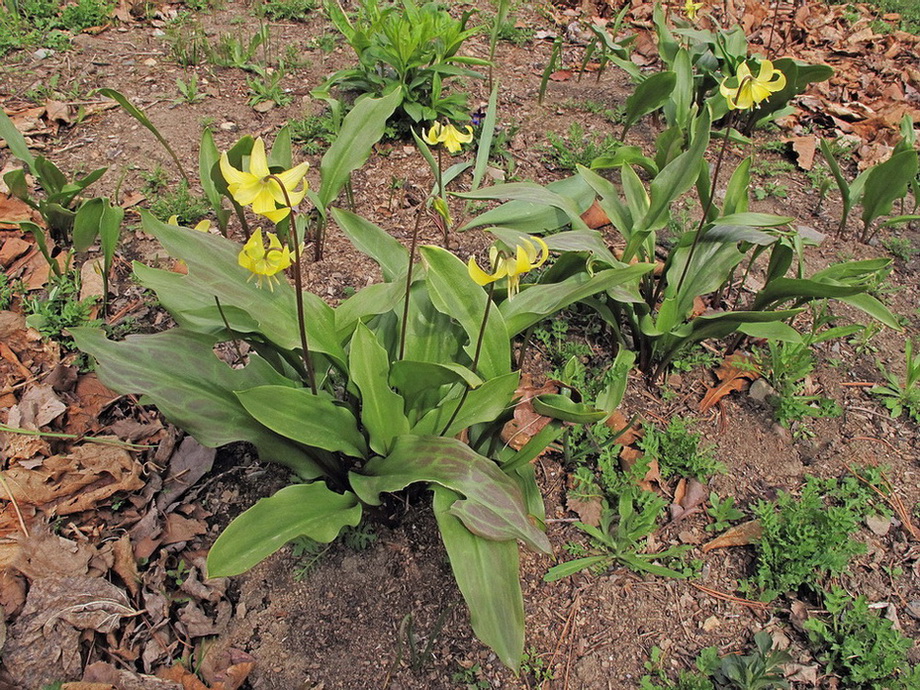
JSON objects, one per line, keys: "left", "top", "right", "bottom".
{"left": 70, "top": 328, "right": 322, "bottom": 476}
{"left": 237, "top": 385, "right": 367, "bottom": 459}
{"left": 208, "top": 483, "right": 361, "bottom": 577}
{"left": 433, "top": 486, "right": 524, "bottom": 671}
{"left": 350, "top": 435, "right": 550, "bottom": 553}
{"left": 349, "top": 322, "right": 409, "bottom": 455}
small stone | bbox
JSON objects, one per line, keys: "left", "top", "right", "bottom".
{"left": 252, "top": 100, "right": 275, "bottom": 113}
{"left": 866, "top": 514, "right": 892, "bottom": 536}
{"left": 749, "top": 378, "right": 776, "bottom": 403}
{"left": 151, "top": 28, "right": 165, "bottom": 37}
{"left": 702, "top": 615, "right": 720, "bottom": 632}
{"left": 143, "top": 57, "right": 157, "bottom": 67}
{"left": 219, "top": 121, "right": 237, "bottom": 131}
{"left": 906, "top": 601, "right": 920, "bottom": 620}
{"left": 33, "top": 48, "right": 53, "bottom": 59}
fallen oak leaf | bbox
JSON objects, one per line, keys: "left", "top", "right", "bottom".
{"left": 500, "top": 373, "right": 557, "bottom": 451}
{"left": 669, "top": 478, "right": 708, "bottom": 522}
{"left": 699, "top": 353, "right": 760, "bottom": 412}
{"left": 701, "top": 519, "right": 763, "bottom": 552}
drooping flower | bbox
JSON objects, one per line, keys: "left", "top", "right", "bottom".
{"left": 238, "top": 228, "right": 293, "bottom": 289}
{"left": 168, "top": 214, "right": 212, "bottom": 232}
{"left": 423, "top": 121, "right": 474, "bottom": 154}
{"left": 468, "top": 236, "right": 549, "bottom": 299}
{"left": 219, "top": 137, "right": 309, "bottom": 222}
{"left": 719, "top": 59, "right": 787, "bottom": 111}
{"left": 684, "top": 0, "right": 704, "bottom": 20}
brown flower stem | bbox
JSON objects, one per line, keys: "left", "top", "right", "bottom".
{"left": 766, "top": 0, "right": 781, "bottom": 56}
{"left": 440, "top": 282, "right": 495, "bottom": 436}
{"left": 267, "top": 174, "right": 317, "bottom": 395}
{"left": 398, "top": 207, "right": 424, "bottom": 361}
{"left": 214, "top": 296, "right": 246, "bottom": 364}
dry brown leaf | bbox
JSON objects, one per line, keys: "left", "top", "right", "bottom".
{"left": 159, "top": 436, "right": 215, "bottom": 508}
{"left": 200, "top": 647, "right": 255, "bottom": 690}
{"left": 0, "top": 195, "right": 34, "bottom": 229}
{"left": 548, "top": 70, "right": 573, "bottom": 81}
{"left": 0, "top": 236, "right": 31, "bottom": 265}
{"left": 112, "top": 533, "right": 140, "bottom": 597}
{"left": 699, "top": 354, "right": 760, "bottom": 412}
{"left": 157, "top": 665, "right": 210, "bottom": 690}
{"left": 161, "top": 513, "right": 207, "bottom": 546}
{"left": 702, "top": 519, "right": 763, "bottom": 552}
{"left": 11, "top": 523, "right": 98, "bottom": 578}
{"left": 2, "top": 444, "right": 143, "bottom": 514}
{"left": 604, "top": 410, "right": 642, "bottom": 445}
{"left": 619, "top": 446, "right": 663, "bottom": 493}
{"left": 669, "top": 478, "right": 708, "bottom": 522}
{"left": 790, "top": 135, "right": 817, "bottom": 170}
{"left": 580, "top": 199, "right": 609, "bottom": 229}
{"left": 499, "top": 374, "right": 556, "bottom": 451}
{"left": 9, "top": 382, "right": 67, "bottom": 428}
{"left": 65, "top": 373, "right": 117, "bottom": 436}
{"left": 3, "top": 576, "right": 136, "bottom": 687}
{"left": 566, "top": 495, "right": 603, "bottom": 527}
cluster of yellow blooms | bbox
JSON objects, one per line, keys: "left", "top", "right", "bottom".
{"left": 215, "top": 50, "right": 782, "bottom": 290}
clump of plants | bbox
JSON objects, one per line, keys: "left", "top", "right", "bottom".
{"left": 315, "top": 0, "right": 487, "bottom": 128}
{"left": 749, "top": 477, "right": 865, "bottom": 601}
{"left": 871, "top": 339, "right": 920, "bottom": 424}
{"left": 805, "top": 587, "right": 920, "bottom": 689}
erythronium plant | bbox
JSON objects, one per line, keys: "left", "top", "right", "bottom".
{"left": 71, "top": 112, "right": 652, "bottom": 669}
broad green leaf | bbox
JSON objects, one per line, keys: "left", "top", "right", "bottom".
{"left": 433, "top": 486, "right": 524, "bottom": 671}
{"left": 470, "top": 84, "right": 499, "bottom": 193}
{"left": 137, "top": 211, "right": 346, "bottom": 368}
{"left": 237, "top": 385, "right": 367, "bottom": 459}
{"left": 642, "top": 109, "right": 711, "bottom": 232}
{"left": 839, "top": 293, "right": 901, "bottom": 330}
{"left": 860, "top": 150, "right": 918, "bottom": 229}
{"left": 72, "top": 198, "right": 104, "bottom": 252}
{"left": 500, "top": 265, "right": 653, "bottom": 336}
{"left": 331, "top": 207, "right": 409, "bottom": 281}
{"left": 349, "top": 322, "right": 409, "bottom": 455}
{"left": 412, "top": 371, "right": 520, "bottom": 438}
{"left": 350, "top": 435, "right": 550, "bottom": 553}
{"left": 723, "top": 157, "right": 751, "bottom": 217}
{"left": 420, "top": 246, "right": 511, "bottom": 380}
{"left": 715, "top": 212, "right": 794, "bottom": 227}
{"left": 458, "top": 181, "right": 591, "bottom": 232}
{"left": 460, "top": 174, "right": 594, "bottom": 233}
{"left": 390, "top": 360, "right": 483, "bottom": 401}
{"left": 207, "top": 483, "right": 362, "bottom": 577}
{"left": 334, "top": 280, "right": 405, "bottom": 340}
{"left": 267, "top": 124, "right": 293, "bottom": 169}
{"left": 623, "top": 70, "right": 676, "bottom": 136}
{"left": 737, "top": 321, "right": 803, "bottom": 342}
{"left": 319, "top": 89, "right": 403, "bottom": 209}
{"left": 531, "top": 394, "right": 607, "bottom": 423}
{"left": 70, "top": 328, "right": 322, "bottom": 476}
{"left": 0, "top": 109, "right": 36, "bottom": 170}
{"left": 595, "top": 349, "right": 635, "bottom": 413}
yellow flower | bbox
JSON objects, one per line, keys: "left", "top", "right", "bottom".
{"left": 468, "top": 236, "right": 549, "bottom": 299}
{"left": 719, "top": 59, "right": 787, "bottom": 111}
{"left": 684, "top": 0, "right": 704, "bottom": 20}
{"left": 219, "top": 137, "right": 309, "bottom": 223}
{"left": 238, "top": 228, "right": 293, "bottom": 289}
{"left": 423, "top": 121, "right": 474, "bottom": 154}
{"left": 168, "top": 215, "right": 212, "bottom": 232}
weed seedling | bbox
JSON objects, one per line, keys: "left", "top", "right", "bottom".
{"left": 141, "top": 168, "right": 210, "bottom": 224}
{"left": 871, "top": 339, "right": 920, "bottom": 423}
{"left": 175, "top": 73, "right": 206, "bottom": 104}
{"left": 289, "top": 111, "right": 337, "bottom": 154}
{"left": 255, "top": 0, "right": 317, "bottom": 21}
{"left": 882, "top": 236, "right": 917, "bottom": 261}
{"left": 23, "top": 270, "right": 100, "bottom": 347}
{"left": 749, "top": 477, "right": 865, "bottom": 601}
{"left": 805, "top": 587, "right": 919, "bottom": 688}
{"left": 543, "top": 122, "right": 622, "bottom": 171}
{"left": 247, "top": 66, "right": 292, "bottom": 107}
{"left": 706, "top": 493, "right": 744, "bottom": 532}
{"left": 639, "top": 419, "right": 725, "bottom": 482}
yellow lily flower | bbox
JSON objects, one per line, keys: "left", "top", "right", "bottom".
{"left": 423, "top": 121, "right": 474, "bottom": 154}
{"left": 238, "top": 228, "right": 293, "bottom": 290}
{"left": 684, "top": 0, "right": 704, "bottom": 20}
{"left": 719, "top": 59, "right": 787, "bottom": 111}
{"left": 168, "top": 215, "right": 212, "bottom": 232}
{"left": 468, "top": 235, "right": 549, "bottom": 299}
{"left": 219, "top": 137, "right": 309, "bottom": 223}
